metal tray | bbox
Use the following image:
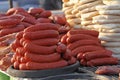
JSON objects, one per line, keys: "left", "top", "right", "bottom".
{"left": 7, "top": 61, "right": 80, "bottom": 78}
{"left": 40, "top": 73, "right": 113, "bottom": 80}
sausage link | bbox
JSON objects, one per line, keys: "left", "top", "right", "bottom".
{"left": 24, "top": 52, "right": 61, "bottom": 63}
{"left": 80, "top": 59, "right": 87, "bottom": 66}
{"left": 83, "top": 50, "right": 112, "bottom": 61}
{"left": 11, "top": 42, "right": 18, "bottom": 52}
{"left": 28, "top": 8, "right": 44, "bottom": 15}
{"left": 0, "top": 25, "right": 25, "bottom": 37}
{"left": 20, "top": 57, "right": 29, "bottom": 63}
{"left": 77, "top": 53, "right": 84, "bottom": 60}
{"left": 87, "top": 57, "right": 118, "bottom": 66}
{"left": 31, "top": 38, "right": 58, "bottom": 46}
{"left": 56, "top": 43, "right": 67, "bottom": 53}
{"left": 36, "top": 18, "right": 52, "bottom": 23}
{"left": 24, "top": 42, "right": 57, "bottom": 54}
{"left": 26, "top": 59, "right": 68, "bottom": 70}
{"left": 22, "top": 17, "right": 37, "bottom": 24}
{"left": 6, "top": 7, "right": 26, "bottom": 15}
{"left": 71, "top": 45, "right": 104, "bottom": 56}
{"left": 19, "top": 63, "right": 28, "bottom": 70}
{"left": 68, "top": 57, "right": 77, "bottom": 65}
{"left": 20, "top": 38, "right": 30, "bottom": 46}
{"left": 67, "top": 29, "right": 99, "bottom": 37}
{"left": 24, "top": 23, "right": 59, "bottom": 32}
{"left": 13, "top": 61, "right": 20, "bottom": 69}
{"left": 16, "top": 47, "right": 26, "bottom": 56}
{"left": 63, "top": 49, "right": 72, "bottom": 60}
{"left": 20, "top": 22, "right": 32, "bottom": 28}
{"left": 23, "top": 30, "right": 59, "bottom": 40}
{"left": 61, "top": 34, "right": 68, "bottom": 44}
{"left": 40, "top": 11, "right": 52, "bottom": 18}
{"left": 67, "top": 34, "right": 100, "bottom": 43}
{"left": 0, "top": 14, "right": 24, "bottom": 21}
{"left": 67, "top": 40, "right": 101, "bottom": 50}
{"left": 14, "top": 39, "right": 22, "bottom": 47}
{"left": 16, "top": 31, "right": 23, "bottom": 40}
{"left": 0, "top": 19, "right": 21, "bottom": 29}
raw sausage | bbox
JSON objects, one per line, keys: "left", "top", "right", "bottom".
{"left": 83, "top": 50, "right": 112, "bottom": 61}
{"left": 24, "top": 42, "right": 57, "bottom": 54}
{"left": 36, "top": 18, "right": 52, "bottom": 23}
{"left": 68, "top": 57, "right": 77, "bottom": 65}
{"left": 26, "top": 59, "right": 68, "bottom": 70}
{"left": 67, "top": 29, "right": 99, "bottom": 37}
{"left": 80, "top": 59, "right": 87, "bottom": 66}
{"left": 24, "top": 52, "right": 61, "bottom": 63}
{"left": 6, "top": 7, "right": 26, "bottom": 15}
{"left": 87, "top": 57, "right": 118, "bottom": 66}
{"left": 61, "top": 34, "right": 68, "bottom": 44}
{"left": 14, "top": 39, "right": 22, "bottom": 47}
{"left": 63, "top": 49, "right": 72, "bottom": 60}
{"left": 16, "top": 31, "right": 23, "bottom": 40}
{"left": 28, "top": 8, "right": 44, "bottom": 16}
{"left": 0, "top": 25, "right": 25, "bottom": 37}
{"left": 71, "top": 45, "right": 104, "bottom": 56}
{"left": 13, "top": 61, "right": 20, "bottom": 69}
{"left": 67, "top": 40, "right": 101, "bottom": 50}
{"left": 11, "top": 42, "right": 18, "bottom": 51}
{"left": 31, "top": 38, "right": 58, "bottom": 46}
{"left": 22, "top": 17, "right": 37, "bottom": 24}
{"left": 0, "top": 19, "right": 21, "bottom": 29}
{"left": 77, "top": 53, "right": 84, "bottom": 60}
{"left": 19, "top": 63, "right": 28, "bottom": 70}
{"left": 56, "top": 43, "right": 67, "bottom": 53}
{"left": 24, "top": 23, "right": 59, "bottom": 32}
{"left": 40, "top": 10, "right": 52, "bottom": 18}
{"left": 20, "top": 22, "right": 32, "bottom": 28}
{"left": 23, "top": 30, "right": 59, "bottom": 40}
{"left": 67, "top": 34, "right": 100, "bottom": 43}
{"left": 20, "top": 57, "right": 29, "bottom": 63}
{"left": 16, "top": 47, "right": 26, "bottom": 56}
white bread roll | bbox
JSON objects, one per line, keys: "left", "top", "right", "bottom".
{"left": 93, "top": 15, "right": 120, "bottom": 20}
{"left": 102, "top": 41, "right": 120, "bottom": 47}
{"left": 99, "top": 32, "right": 120, "bottom": 38}
{"left": 98, "top": 28, "right": 120, "bottom": 33}
{"left": 93, "top": 24, "right": 120, "bottom": 29}
{"left": 99, "top": 10, "right": 120, "bottom": 15}
{"left": 77, "top": 0, "right": 102, "bottom": 11}
{"left": 96, "top": 5, "right": 120, "bottom": 10}
{"left": 93, "top": 19, "right": 120, "bottom": 24}
{"left": 103, "top": 0, "right": 120, "bottom": 5}
{"left": 81, "top": 11, "right": 99, "bottom": 20}
{"left": 81, "top": 6, "right": 96, "bottom": 14}
{"left": 106, "top": 47, "right": 120, "bottom": 54}
{"left": 80, "top": 0, "right": 98, "bottom": 5}
{"left": 99, "top": 35, "right": 120, "bottom": 41}
{"left": 81, "top": 20, "right": 93, "bottom": 26}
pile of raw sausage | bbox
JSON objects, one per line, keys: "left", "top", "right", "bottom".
{"left": 11, "top": 23, "right": 76, "bottom": 70}
{"left": 61, "top": 29, "right": 118, "bottom": 66}
{"left": 0, "top": 7, "right": 71, "bottom": 71}
{"left": 0, "top": 14, "right": 25, "bottom": 37}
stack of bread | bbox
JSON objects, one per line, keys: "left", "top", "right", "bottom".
{"left": 92, "top": 0, "right": 120, "bottom": 55}
{"left": 78, "top": 0, "right": 103, "bottom": 29}
{"left": 62, "top": 0, "right": 82, "bottom": 28}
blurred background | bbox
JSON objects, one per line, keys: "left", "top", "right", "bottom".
{"left": 0, "top": 0, "right": 63, "bottom": 12}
